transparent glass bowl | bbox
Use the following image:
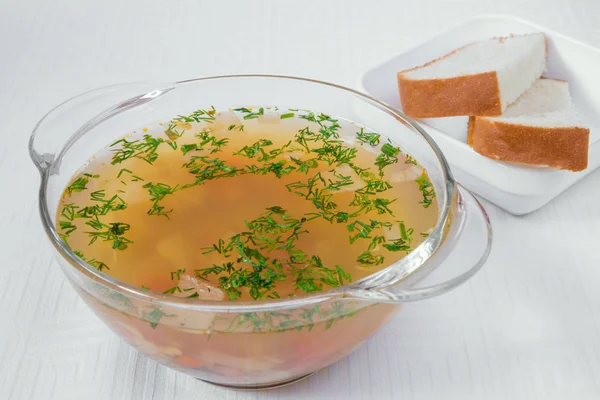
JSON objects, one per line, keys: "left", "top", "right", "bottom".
{"left": 29, "top": 75, "right": 492, "bottom": 389}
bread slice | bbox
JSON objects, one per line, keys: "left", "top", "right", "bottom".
{"left": 468, "top": 78, "right": 589, "bottom": 171}
{"left": 397, "top": 33, "right": 547, "bottom": 118}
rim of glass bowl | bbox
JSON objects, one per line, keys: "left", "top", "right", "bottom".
{"left": 32, "top": 74, "right": 456, "bottom": 312}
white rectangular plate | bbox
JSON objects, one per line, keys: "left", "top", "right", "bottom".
{"left": 358, "top": 14, "right": 600, "bottom": 215}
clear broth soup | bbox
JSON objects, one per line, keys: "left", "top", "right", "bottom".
{"left": 57, "top": 107, "right": 438, "bottom": 384}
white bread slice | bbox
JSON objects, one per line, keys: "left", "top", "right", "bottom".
{"left": 397, "top": 33, "right": 547, "bottom": 118}
{"left": 468, "top": 78, "right": 589, "bottom": 171}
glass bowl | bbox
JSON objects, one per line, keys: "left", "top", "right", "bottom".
{"left": 29, "top": 75, "right": 492, "bottom": 389}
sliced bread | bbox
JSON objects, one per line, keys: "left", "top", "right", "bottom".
{"left": 397, "top": 33, "right": 547, "bottom": 118}
{"left": 467, "top": 78, "right": 589, "bottom": 171}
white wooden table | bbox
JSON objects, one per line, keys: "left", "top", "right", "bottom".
{"left": 2, "top": 0, "right": 600, "bottom": 399}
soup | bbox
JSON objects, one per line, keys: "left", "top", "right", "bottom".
{"left": 56, "top": 106, "right": 438, "bottom": 384}
{"left": 58, "top": 107, "right": 437, "bottom": 299}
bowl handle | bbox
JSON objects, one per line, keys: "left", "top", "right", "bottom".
{"left": 28, "top": 82, "right": 174, "bottom": 174}
{"left": 345, "top": 184, "right": 492, "bottom": 303}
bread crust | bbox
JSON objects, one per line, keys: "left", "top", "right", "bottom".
{"left": 467, "top": 117, "right": 590, "bottom": 171}
{"left": 396, "top": 33, "right": 547, "bottom": 118}
{"left": 397, "top": 71, "right": 502, "bottom": 118}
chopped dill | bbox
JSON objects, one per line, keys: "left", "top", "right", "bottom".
{"left": 59, "top": 220, "right": 77, "bottom": 236}
{"left": 143, "top": 181, "right": 179, "bottom": 218}
{"left": 234, "top": 139, "right": 274, "bottom": 159}
{"left": 194, "top": 207, "right": 352, "bottom": 300}
{"left": 357, "top": 250, "right": 385, "bottom": 266}
{"left": 374, "top": 143, "right": 401, "bottom": 176}
{"left": 173, "top": 107, "right": 216, "bottom": 124}
{"left": 110, "top": 135, "right": 165, "bottom": 165}
{"left": 73, "top": 250, "right": 109, "bottom": 271}
{"left": 85, "top": 220, "right": 132, "bottom": 250}
{"left": 234, "top": 107, "right": 264, "bottom": 120}
{"left": 416, "top": 174, "right": 436, "bottom": 208}
{"left": 117, "top": 168, "right": 132, "bottom": 178}
{"left": 355, "top": 128, "right": 381, "bottom": 146}
{"left": 66, "top": 176, "right": 91, "bottom": 196}
{"left": 60, "top": 204, "right": 77, "bottom": 221}
{"left": 194, "top": 130, "right": 229, "bottom": 154}
{"left": 382, "top": 239, "right": 410, "bottom": 252}
{"left": 244, "top": 160, "right": 296, "bottom": 178}
{"left": 227, "top": 124, "right": 245, "bottom": 131}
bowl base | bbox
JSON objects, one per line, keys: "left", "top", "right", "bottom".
{"left": 197, "top": 371, "right": 317, "bottom": 391}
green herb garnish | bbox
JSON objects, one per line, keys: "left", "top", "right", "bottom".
{"left": 65, "top": 176, "right": 93, "bottom": 196}
{"left": 110, "top": 135, "right": 165, "bottom": 165}
{"left": 143, "top": 182, "right": 179, "bottom": 218}
{"left": 234, "top": 107, "right": 264, "bottom": 120}
{"left": 374, "top": 143, "right": 401, "bottom": 176}
{"left": 356, "top": 128, "right": 381, "bottom": 146}
{"left": 85, "top": 219, "right": 132, "bottom": 250}
{"left": 173, "top": 107, "right": 216, "bottom": 124}
{"left": 194, "top": 207, "right": 352, "bottom": 300}
{"left": 416, "top": 174, "right": 435, "bottom": 208}
{"left": 73, "top": 250, "right": 109, "bottom": 271}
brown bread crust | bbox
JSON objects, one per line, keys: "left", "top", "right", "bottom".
{"left": 467, "top": 117, "right": 590, "bottom": 171}
{"left": 397, "top": 71, "right": 502, "bottom": 118}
